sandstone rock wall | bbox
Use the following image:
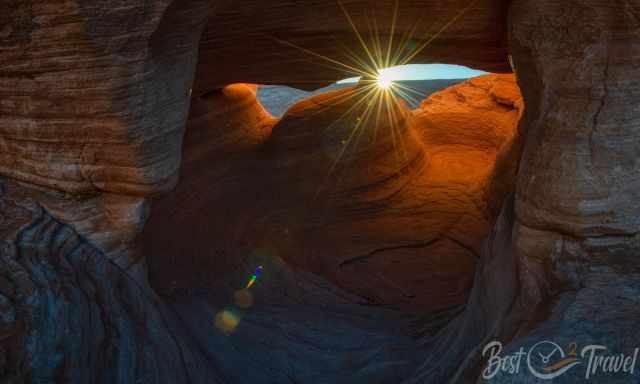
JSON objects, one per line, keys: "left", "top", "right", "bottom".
{"left": 409, "top": 2, "right": 640, "bottom": 382}
{"left": 196, "top": 0, "right": 512, "bottom": 91}
{"left": 512, "top": 0, "right": 640, "bottom": 238}
{"left": 0, "top": 0, "right": 213, "bottom": 197}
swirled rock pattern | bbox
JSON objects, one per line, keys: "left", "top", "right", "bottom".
{"left": 0, "top": 180, "right": 195, "bottom": 383}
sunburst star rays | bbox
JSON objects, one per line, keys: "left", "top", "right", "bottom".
{"left": 266, "top": 0, "right": 480, "bottom": 193}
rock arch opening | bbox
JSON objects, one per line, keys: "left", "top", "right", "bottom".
{"left": 256, "top": 64, "right": 489, "bottom": 117}
{"left": 144, "top": 69, "right": 523, "bottom": 316}
{"left": 134, "top": 65, "right": 524, "bottom": 382}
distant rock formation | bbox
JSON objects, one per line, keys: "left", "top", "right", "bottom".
{"left": 257, "top": 79, "right": 466, "bottom": 117}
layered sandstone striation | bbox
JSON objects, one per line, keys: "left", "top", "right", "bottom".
{"left": 0, "top": 1, "right": 214, "bottom": 197}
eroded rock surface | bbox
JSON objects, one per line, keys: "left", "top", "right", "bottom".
{"left": 0, "top": 180, "right": 195, "bottom": 383}
{"left": 145, "top": 75, "right": 521, "bottom": 313}
{"left": 0, "top": 0, "right": 213, "bottom": 196}
{"left": 0, "top": 178, "right": 422, "bottom": 383}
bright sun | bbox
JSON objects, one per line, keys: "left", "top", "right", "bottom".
{"left": 376, "top": 71, "right": 393, "bottom": 90}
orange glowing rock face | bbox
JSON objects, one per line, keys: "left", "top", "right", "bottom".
{"left": 293, "top": 76, "right": 517, "bottom": 310}
{"left": 414, "top": 74, "right": 522, "bottom": 151}
{"left": 146, "top": 74, "right": 522, "bottom": 313}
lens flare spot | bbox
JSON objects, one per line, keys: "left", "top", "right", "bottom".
{"left": 245, "top": 265, "right": 263, "bottom": 289}
{"left": 234, "top": 289, "right": 254, "bottom": 309}
{"left": 214, "top": 309, "right": 240, "bottom": 334}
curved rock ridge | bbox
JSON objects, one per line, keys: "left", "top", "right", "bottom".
{"left": 412, "top": 73, "right": 525, "bottom": 220}
{"left": 415, "top": 73, "right": 522, "bottom": 151}
{"left": 267, "top": 86, "right": 420, "bottom": 207}
{"left": 145, "top": 75, "right": 521, "bottom": 313}
{"left": 196, "top": 0, "right": 511, "bottom": 91}
{"left": 144, "top": 83, "right": 278, "bottom": 295}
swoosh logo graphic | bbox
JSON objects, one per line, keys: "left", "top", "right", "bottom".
{"left": 543, "top": 357, "right": 579, "bottom": 373}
